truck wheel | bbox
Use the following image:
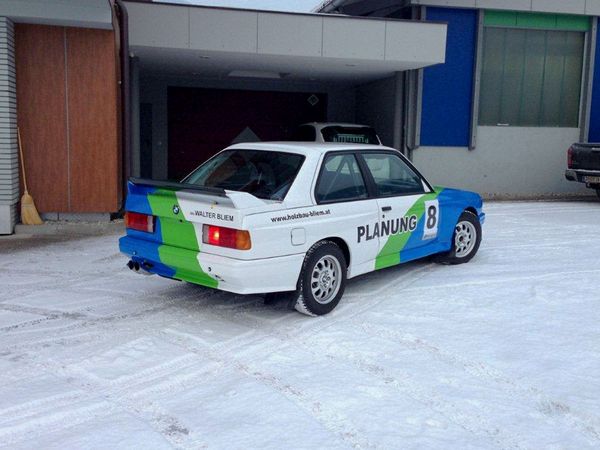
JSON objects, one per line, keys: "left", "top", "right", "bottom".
{"left": 435, "top": 211, "right": 482, "bottom": 265}
{"left": 294, "top": 241, "right": 347, "bottom": 316}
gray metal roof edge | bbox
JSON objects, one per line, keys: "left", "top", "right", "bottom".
{"left": 123, "top": 0, "right": 447, "bottom": 26}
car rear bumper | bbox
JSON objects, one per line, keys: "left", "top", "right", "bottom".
{"left": 119, "top": 236, "right": 304, "bottom": 295}
{"left": 565, "top": 169, "right": 600, "bottom": 185}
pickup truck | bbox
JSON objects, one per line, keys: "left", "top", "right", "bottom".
{"left": 565, "top": 143, "right": 600, "bottom": 198}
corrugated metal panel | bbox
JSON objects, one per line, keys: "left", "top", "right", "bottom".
{"left": 0, "top": 16, "right": 19, "bottom": 219}
{"left": 484, "top": 10, "right": 591, "bottom": 31}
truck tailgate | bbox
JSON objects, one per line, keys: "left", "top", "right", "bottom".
{"left": 571, "top": 143, "right": 600, "bottom": 171}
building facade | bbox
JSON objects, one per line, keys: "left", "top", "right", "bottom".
{"left": 320, "top": 0, "right": 600, "bottom": 198}
{"left": 0, "top": 0, "right": 598, "bottom": 234}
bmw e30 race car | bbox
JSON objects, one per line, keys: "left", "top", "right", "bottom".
{"left": 119, "top": 143, "right": 485, "bottom": 316}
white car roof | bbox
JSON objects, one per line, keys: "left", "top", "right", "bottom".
{"left": 226, "top": 142, "right": 391, "bottom": 158}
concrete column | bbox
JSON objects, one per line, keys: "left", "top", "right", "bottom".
{"left": 0, "top": 17, "right": 18, "bottom": 235}
{"left": 392, "top": 71, "right": 404, "bottom": 152}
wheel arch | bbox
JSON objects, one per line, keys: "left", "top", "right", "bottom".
{"left": 464, "top": 206, "right": 478, "bottom": 216}
{"left": 319, "top": 236, "right": 351, "bottom": 267}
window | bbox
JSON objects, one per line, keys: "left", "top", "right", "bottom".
{"left": 362, "top": 153, "right": 425, "bottom": 197}
{"left": 183, "top": 150, "right": 304, "bottom": 201}
{"left": 321, "top": 126, "right": 380, "bottom": 145}
{"left": 315, "top": 154, "right": 367, "bottom": 203}
{"left": 479, "top": 28, "right": 585, "bottom": 127}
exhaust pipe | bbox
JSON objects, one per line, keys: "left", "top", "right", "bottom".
{"left": 127, "top": 260, "right": 153, "bottom": 275}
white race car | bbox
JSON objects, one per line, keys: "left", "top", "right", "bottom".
{"left": 120, "top": 143, "right": 485, "bottom": 316}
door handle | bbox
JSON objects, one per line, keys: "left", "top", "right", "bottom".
{"left": 382, "top": 206, "right": 392, "bottom": 212}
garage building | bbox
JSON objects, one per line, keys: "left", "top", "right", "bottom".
{"left": 0, "top": 0, "right": 599, "bottom": 234}
{"left": 320, "top": 0, "right": 600, "bottom": 200}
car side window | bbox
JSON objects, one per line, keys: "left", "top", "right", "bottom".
{"left": 362, "top": 153, "right": 425, "bottom": 197}
{"left": 316, "top": 154, "right": 368, "bottom": 203}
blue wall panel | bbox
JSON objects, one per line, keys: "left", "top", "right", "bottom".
{"left": 589, "top": 33, "right": 600, "bottom": 143}
{"left": 420, "top": 7, "right": 477, "bottom": 147}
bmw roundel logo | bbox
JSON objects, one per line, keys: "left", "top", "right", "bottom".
{"left": 173, "top": 205, "right": 180, "bottom": 215}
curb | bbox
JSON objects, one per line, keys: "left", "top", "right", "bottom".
{"left": 13, "top": 220, "right": 124, "bottom": 236}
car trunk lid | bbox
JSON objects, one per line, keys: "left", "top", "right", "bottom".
{"left": 124, "top": 178, "right": 268, "bottom": 252}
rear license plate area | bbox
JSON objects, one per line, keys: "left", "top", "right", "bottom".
{"left": 583, "top": 176, "right": 600, "bottom": 183}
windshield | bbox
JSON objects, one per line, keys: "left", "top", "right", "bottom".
{"left": 183, "top": 150, "right": 305, "bottom": 201}
{"left": 321, "top": 126, "right": 380, "bottom": 144}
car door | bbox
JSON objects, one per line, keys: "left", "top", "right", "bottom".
{"left": 312, "top": 152, "right": 380, "bottom": 277}
{"left": 358, "top": 151, "right": 440, "bottom": 270}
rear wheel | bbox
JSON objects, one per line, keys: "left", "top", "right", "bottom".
{"left": 435, "top": 211, "right": 482, "bottom": 265}
{"left": 294, "top": 241, "right": 347, "bottom": 316}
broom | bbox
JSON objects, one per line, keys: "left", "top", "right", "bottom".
{"left": 17, "top": 127, "right": 43, "bottom": 225}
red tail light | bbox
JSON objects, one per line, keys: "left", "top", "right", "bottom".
{"left": 125, "top": 212, "right": 154, "bottom": 233}
{"left": 567, "top": 146, "right": 573, "bottom": 168}
{"left": 203, "top": 225, "right": 251, "bottom": 250}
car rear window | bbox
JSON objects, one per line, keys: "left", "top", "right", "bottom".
{"left": 321, "top": 126, "right": 380, "bottom": 145}
{"left": 183, "top": 150, "right": 304, "bottom": 201}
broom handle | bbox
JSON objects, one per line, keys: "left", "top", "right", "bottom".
{"left": 17, "top": 126, "right": 28, "bottom": 193}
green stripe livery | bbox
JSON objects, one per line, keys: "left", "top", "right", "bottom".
{"left": 375, "top": 190, "right": 442, "bottom": 270}
{"left": 147, "top": 189, "right": 218, "bottom": 288}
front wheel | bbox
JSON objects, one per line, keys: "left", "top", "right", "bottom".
{"left": 435, "top": 211, "right": 482, "bottom": 265}
{"left": 294, "top": 241, "right": 347, "bottom": 316}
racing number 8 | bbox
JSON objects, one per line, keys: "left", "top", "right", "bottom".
{"left": 427, "top": 205, "right": 437, "bottom": 229}
{"left": 423, "top": 200, "right": 439, "bottom": 240}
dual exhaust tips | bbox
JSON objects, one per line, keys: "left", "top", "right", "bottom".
{"left": 127, "top": 260, "right": 153, "bottom": 276}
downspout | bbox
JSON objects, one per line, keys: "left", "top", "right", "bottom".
{"left": 114, "top": 0, "right": 131, "bottom": 210}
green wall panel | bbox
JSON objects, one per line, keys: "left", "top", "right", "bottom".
{"left": 484, "top": 10, "right": 590, "bottom": 31}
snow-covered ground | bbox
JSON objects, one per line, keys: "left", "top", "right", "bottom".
{"left": 1, "top": 201, "right": 599, "bottom": 449}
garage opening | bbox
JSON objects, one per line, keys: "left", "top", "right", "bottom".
{"left": 167, "top": 87, "right": 327, "bottom": 179}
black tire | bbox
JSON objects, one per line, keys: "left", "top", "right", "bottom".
{"left": 435, "top": 210, "right": 482, "bottom": 265}
{"left": 294, "top": 240, "right": 347, "bottom": 317}
{"left": 596, "top": 188, "right": 600, "bottom": 200}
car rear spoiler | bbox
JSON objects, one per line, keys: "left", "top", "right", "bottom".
{"left": 128, "top": 177, "right": 268, "bottom": 209}
{"left": 129, "top": 177, "right": 227, "bottom": 196}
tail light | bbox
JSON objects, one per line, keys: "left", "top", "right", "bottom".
{"left": 203, "top": 225, "right": 251, "bottom": 250}
{"left": 567, "top": 146, "right": 573, "bottom": 168}
{"left": 125, "top": 212, "right": 154, "bottom": 233}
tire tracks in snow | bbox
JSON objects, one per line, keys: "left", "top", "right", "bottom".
{"left": 0, "top": 347, "right": 217, "bottom": 449}
{"left": 160, "top": 327, "right": 375, "bottom": 450}
{"left": 0, "top": 396, "right": 118, "bottom": 448}
{"left": 187, "top": 264, "right": 531, "bottom": 449}
{"left": 355, "top": 320, "right": 600, "bottom": 445}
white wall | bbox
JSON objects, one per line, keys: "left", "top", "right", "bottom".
{"left": 126, "top": 2, "right": 447, "bottom": 68}
{"left": 412, "top": 126, "right": 590, "bottom": 198}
